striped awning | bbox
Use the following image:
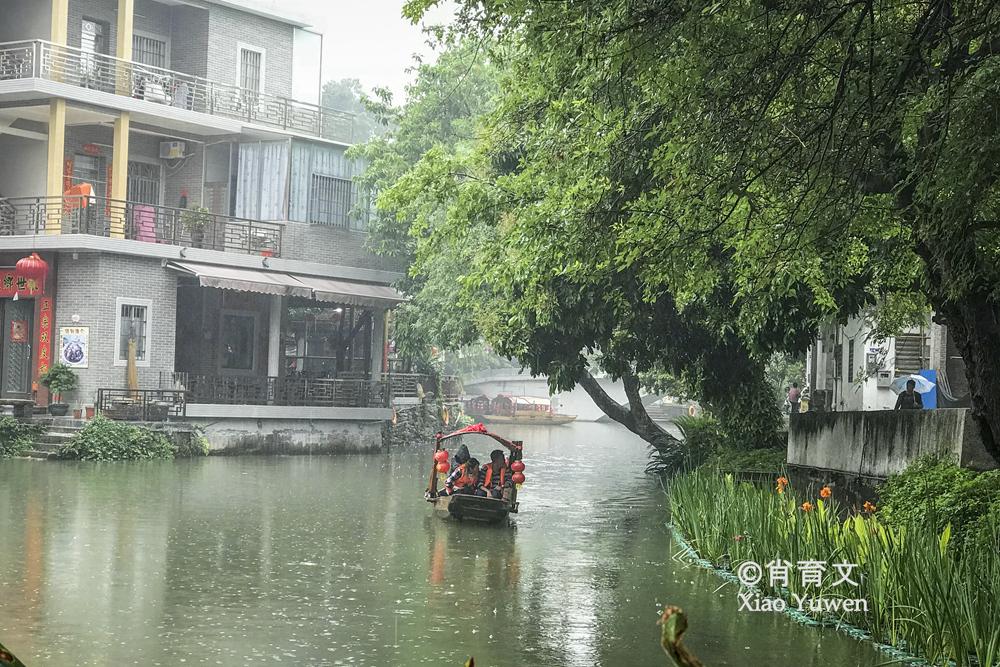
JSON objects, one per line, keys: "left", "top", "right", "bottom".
{"left": 167, "top": 261, "right": 312, "bottom": 297}
{"left": 167, "top": 261, "right": 405, "bottom": 308}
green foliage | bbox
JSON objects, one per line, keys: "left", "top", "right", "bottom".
{"left": 671, "top": 470, "right": 1000, "bottom": 666}
{"left": 174, "top": 429, "right": 211, "bottom": 458}
{"left": 879, "top": 454, "right": 1000, "bottom": 549}
{"left": 180, "top": 207, "right": 212, "bottom": 232}
{"left": 0, "top": 418, "right": 43, "bottom": 458}
{"left": 321, "top": 78, "right": 386, "bottom": 143}
{"left": 648, "top": 414, "right": 785, "bottom": 475}
{"left": 59, "top": 416, "right": 175, "bottom": 461}
{"left": 396, "top": 0, "right": 1000, "bottom": 459}
{"left": 39, "top": 363, "right": 78, "bottom": 401}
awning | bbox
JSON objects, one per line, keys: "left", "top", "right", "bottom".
{"left": 293, "top": 275, "right": 406, "bottom": 309}
{"left": 166, "top": 261, "right": 405, "bottom": 308}
{"left": 167, "top": 261, "right": 313, "bottom": 298}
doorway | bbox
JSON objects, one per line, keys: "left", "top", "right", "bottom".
{"left": 1, "top": 299, "right": 34, "bottom": 399}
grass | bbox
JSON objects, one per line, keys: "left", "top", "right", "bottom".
{"left": 669, "top": 469, "right": 1000, "bottom": 666}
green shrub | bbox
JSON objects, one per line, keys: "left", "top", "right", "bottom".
{"left": 175, "top": 430, "right": 211, "bottom": 457}
{"left": 0, "top": 418, "right": 43, "bottom": 458}
{"left": 879, "top": 454, "right": 1000, "bottom": 548}
{"left": 647, "top": 413, "right": 787, "bottom": 475}
{"left": 59, "top": 416, "right": 175, "bottom": 461}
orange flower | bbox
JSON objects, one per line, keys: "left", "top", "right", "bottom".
{"left": 800, "top": 501, "right": 814, "bottom": 512}
{"left": 776, "top": 476, "right": 789, "bottom": 494}
{"left": 819, "top": 486, "right": 832, "bottom": 499}
{"left": 863, "top": 501, "right": 877, "bottom": 513}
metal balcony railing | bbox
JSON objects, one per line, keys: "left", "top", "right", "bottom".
{"left": 167, "top": 372, "right": 389, "bottom": 409}
{"left": 0, "top": 196, "right": 282, "bottom": 256}
{"left": 0, "top": 40, "right": 356, "bottom": 143}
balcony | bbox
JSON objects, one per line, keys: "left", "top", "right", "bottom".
{"left": 171, "top": 373, "right": 389, "bottom": 409}
{"left": 0, "top": 196, "right": 282, "bottom": 257}
{"left": 0, "top": 40, "right": 356, "bottom": 143}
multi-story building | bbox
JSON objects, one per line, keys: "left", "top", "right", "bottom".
{"left": 805, "top": 314, "right": 971, "bottom": 412}
{"left": 0, "top": 0, "right": 405, "bottom": 450}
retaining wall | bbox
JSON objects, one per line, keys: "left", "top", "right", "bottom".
{"left": 787, "top": 409, "right": 996, "bottom": 478}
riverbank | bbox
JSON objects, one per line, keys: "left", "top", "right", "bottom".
{"left": 669, "top": 469, "right": 1000, "bottom": 667}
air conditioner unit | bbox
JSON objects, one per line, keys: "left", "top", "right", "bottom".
{"left": 159, "top": 141, "right": 186, "bottom": 159}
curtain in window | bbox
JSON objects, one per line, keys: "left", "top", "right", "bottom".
{"left": 235, "top": 141, "right": 289, "bottom": 220}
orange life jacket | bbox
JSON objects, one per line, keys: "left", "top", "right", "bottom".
{"left": 482, "top": 462, "right": 507, "bottom": 487}
{"left": 453, "top": 464, "right": 479, "bottom": 489}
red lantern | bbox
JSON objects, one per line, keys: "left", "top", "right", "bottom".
{"left": 511, "top": 460, "right": 525, "bottom": 472}
{"left": 433, "top": 450, "right": 449, "bottom": 463}
{"left": 15, "top": 252, "right": 48, "bottom": 292}
{"left": 512, "top": 472, "right": 525, "bottom": 485}
{"left": 436, "top": 462, "right": 450, "bottom": 474}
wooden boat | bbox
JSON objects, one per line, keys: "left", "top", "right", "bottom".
{"left": 479, "top": 394, "right": 577, "bottom": 425}
{"left": 425, "top": 423, "right": 524, "bottom": 524}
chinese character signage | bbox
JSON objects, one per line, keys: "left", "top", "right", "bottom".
{"left": 0, "top": 269, "right": 41, "bottom": 298}
{"left": 59, "top": 327, "right": 89, "bottom": 368}
{"left": 36, "top": 297, "right": 53, "bottom": 376}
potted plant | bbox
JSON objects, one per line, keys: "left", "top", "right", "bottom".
{"left": 180, "top": 207, "right": 212, "bottom": 248}
{"left": 40, "top": 363, "right": 78, "bottom": 417}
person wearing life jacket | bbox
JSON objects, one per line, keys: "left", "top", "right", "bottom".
{"left": 479, "top": 449, "right": 510, "bottom": 499}
{"left": 440, "top": 458, "right": 483, "bottom": 496}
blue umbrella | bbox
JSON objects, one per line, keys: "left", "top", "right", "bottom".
{"left": 889, "top": 374, "right": 936, "bottom": 395}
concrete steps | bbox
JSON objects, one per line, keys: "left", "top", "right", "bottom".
{"left": 19, "top": 419, "right": 85, "bottom": 460}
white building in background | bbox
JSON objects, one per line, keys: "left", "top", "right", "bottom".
{"left": 805, "top": 313, "right": 970, "bottom": 412}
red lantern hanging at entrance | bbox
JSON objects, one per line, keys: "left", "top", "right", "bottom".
{"left": 15, "top": 253, "right": 48, "bottom": 293}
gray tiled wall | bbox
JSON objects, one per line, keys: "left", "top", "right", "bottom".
{"left": 54, "top": 252, "right": 177, "bottom": 409}
{"left": 206, "top": 4, "right": 294, "bottom": 98}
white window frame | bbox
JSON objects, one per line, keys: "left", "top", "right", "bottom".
{"left": 113, "top": 297, "right": 153, "bottom": 368}
{"left": 236, "top": 42, "right": 266, "bottom": 92}
{"left": 132, "top": 30, "right": 171, "bottom": 69}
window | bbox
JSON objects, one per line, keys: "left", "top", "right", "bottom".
{"left": 72, "top": 154, "right": 108, "bottom": 198}
{"left": 114, "top": 298, "right": 151, "bottom": 367}
{"left": 81, "top": 19, "right": 109, "bottom": 55}
{"left": 220, "top": 312, "right": 257, "bottom": 372}
{"left": 309, "top": 174, "right": 353, "bottom": 227}
{"left": 239, "top": 47, "right": 263, "bottom": 92}
{"left": 133, "top": 34, "right": 168, "bottom": 69}
{"left": 847, "top": 339, "right": 855, "bottom": 383}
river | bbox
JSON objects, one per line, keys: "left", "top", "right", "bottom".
{"left": 0, "top": 421, "right": 883, "bottom": 666}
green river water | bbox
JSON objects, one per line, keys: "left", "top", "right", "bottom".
{"left": 0, "top": 421, "right": 883, "bottom": 666}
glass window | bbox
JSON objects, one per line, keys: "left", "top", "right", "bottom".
{"left": 309, "top": 175, "right": 354, "bottom": 228}
{"left": 848, "top": 339, "right": 856, "bottom": 383}
{"left": 221, "top": 313, "right": 256, "bottom": 371}
{"left": 118, "top": 303, "right": 148, "bottom": 362}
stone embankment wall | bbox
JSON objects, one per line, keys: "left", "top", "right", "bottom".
{"left": 788, "top": 408, "right": 996, "bottom": 479}
{"left": 196, "top": 418, "right": 384, "bottom": 455}
{"left": 383, "top": 401, "right": 462, "bottom": 450}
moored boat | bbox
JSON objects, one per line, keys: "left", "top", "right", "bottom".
{"left": 472, "top": 394, "right": 577, "bottom": 425}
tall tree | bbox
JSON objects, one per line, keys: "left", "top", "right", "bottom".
{"left": 403, "top": 0, "right": 1000, "bottom": 463}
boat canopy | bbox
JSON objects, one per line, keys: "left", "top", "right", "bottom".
{"left": 435, "top": 423, "right": 523, "bottom": 454}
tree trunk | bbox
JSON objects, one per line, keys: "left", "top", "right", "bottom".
{"left": 936, "top": 295, "right": 1000, "bottom": 465}
{"left": 576, "top": 369, "right": 679, "bottom": 453}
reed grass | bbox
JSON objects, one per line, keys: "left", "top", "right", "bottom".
{"left": 669, "top": 470, "right": 1000, "bottom": 666}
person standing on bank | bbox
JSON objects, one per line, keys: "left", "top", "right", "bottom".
{"left": 787, "top": 383, "right": 801, "bottom": 415}
{"left": 894, "top": 379, "right": 924, "bottom": 410}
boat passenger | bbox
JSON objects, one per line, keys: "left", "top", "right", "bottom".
{"left": 440, "top": 458, "right": 483, "bottom": 496}
{"left": 480, "top": 449, "right": 510, "bottom": 499}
